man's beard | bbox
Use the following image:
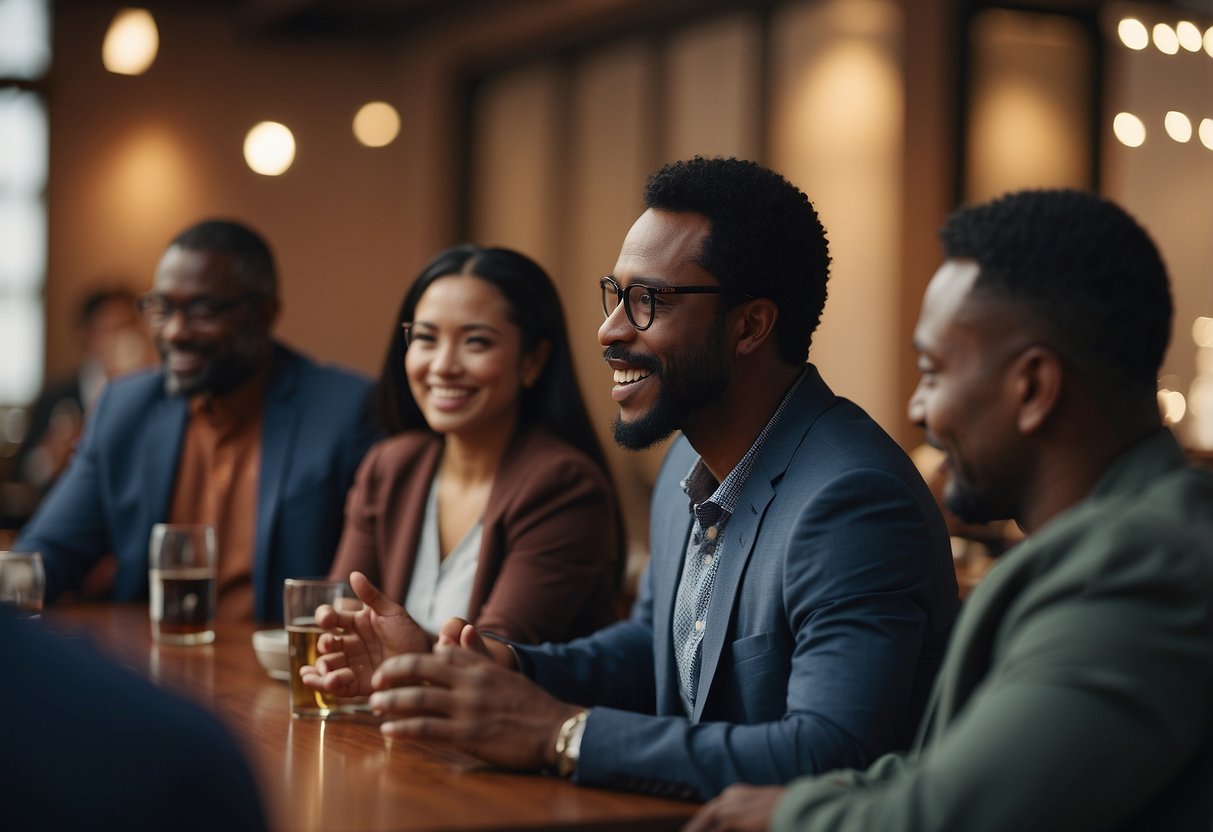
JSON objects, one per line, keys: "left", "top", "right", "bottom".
{"left": 943, "top": 470, "right": 1008, "bottom": 526}
{"left": 162, "top": 331, "right": 264, "bottom": 398}
{"left": 609, "top": 318, "right": 729, "bottom": 451}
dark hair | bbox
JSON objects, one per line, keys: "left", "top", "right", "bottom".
{"left": 939, "top": 189, "right": 1172, "bottom": 401}
{"left": 169, "top": 219, "right": 277, "bottom": 298}
{"left": 375, "top": 245, "right": 612, "bottom": 474}
{"left": 642, "top": 157, "right": 831, "bottom": 365}
{"left": 79, "top": 287, "right": 137, "bottom": 328}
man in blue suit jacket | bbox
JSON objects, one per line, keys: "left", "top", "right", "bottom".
{"left": 307, "top": 158, "right": 957, "bottom": 799}
{"left": 17, "top": 220, "right": 378, "bottom": 623}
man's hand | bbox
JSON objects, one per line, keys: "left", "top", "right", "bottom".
{"left": 683, "top": 785, "right": 786, "bottom": 832}
{"left": 369, "top": 643, "right": 581, "bottom": 771}
{"left": 299, "top": 571, "right": 430, "bottom": 698}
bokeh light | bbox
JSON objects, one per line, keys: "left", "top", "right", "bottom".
{"left": 243, "top": 121, "right": 296, "bottom": 176}
{"left": 1112, "top": 112, "right": 1146, "bottom": 147}
{"left": 1152, "top": 23, "right": 1179, "bottom": 54}
{"left": 1164, "top": 111, "right": 1192, "bottom": 142}
{"left": 1176, "top": 21, "right": 1203, "bottom": 52}
{"left": 102, "top": 8, "right": 159, "bottom": 76}
{"left": 352, "top": 101, "right": 401, "bottom": 148}
{"left": 1117, "top": 18, "right": 1149, "bottom": 50}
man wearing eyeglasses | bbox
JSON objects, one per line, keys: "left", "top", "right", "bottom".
{"left": 315, "top": 157, "right": 958, "bottom": 800}
{"left": 16, "top": 219, "right": 379, "bottom": 622}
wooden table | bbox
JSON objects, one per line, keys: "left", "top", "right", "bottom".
{"left": 46, "top": 604, "right": 697, "bottom": 832}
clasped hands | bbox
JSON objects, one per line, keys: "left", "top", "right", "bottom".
{"left": 298, "top": 571, "right": 582, "bottom": 771}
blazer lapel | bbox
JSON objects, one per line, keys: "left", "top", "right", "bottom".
{"left": 653, "top": 503, "right": 694, "bottom": 715}
{"left": 692, "top": 474, "right": 774, "bottom": 723}
{"left": 650, "top": 439, "right": 697, "bottom": 716}
{"left": 691, "top": 366, "right": 836, "bottom": 722}
{"left": 142, "top": 395, "right": 188, "bottom": 520}
{"left": 133, "top": 394, "right": 187, "bottom": 597}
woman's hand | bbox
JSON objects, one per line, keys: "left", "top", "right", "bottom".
{"left": 299, "top": 571, "right": 432, "bottom": 698}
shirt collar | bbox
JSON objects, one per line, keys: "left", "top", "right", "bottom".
{"left": 681, "top": 368, "right": 808, "bottom": 517}
{"left": 187, "top": 363, "right": 270, "bottom": 429}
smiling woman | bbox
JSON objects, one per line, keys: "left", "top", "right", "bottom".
{"left": 325, "top": 244, "right": 624, "bottom": 647}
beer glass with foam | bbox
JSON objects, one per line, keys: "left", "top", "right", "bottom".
{"left": 148, "top": 524, "right": 217, "bottom": 645}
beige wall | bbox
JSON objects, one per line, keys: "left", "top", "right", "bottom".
{"left": 770, "top": 0, "right": 905, "bottom": 436}
{"left": 964, "top": 9, "right": 1094, "bottom": 203}
{"left": 47, "top": 6, "right": 427, "bottom": 381}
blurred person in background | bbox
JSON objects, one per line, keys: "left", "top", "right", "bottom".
{"left": 16, "top": 219, "right": 379, "bottom": 621}
{"left": 2, "top": 287, "right": 153, "bottom": 529}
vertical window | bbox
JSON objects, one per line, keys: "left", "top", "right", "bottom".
{"left": 0, "top": 0, "right": 50, "bottom": 406}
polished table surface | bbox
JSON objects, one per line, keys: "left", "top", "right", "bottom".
{"left": 45, "top": 604, "right": 697, "bottom": 832}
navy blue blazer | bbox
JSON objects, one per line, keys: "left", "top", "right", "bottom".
{"left": 17, "top": 343, "right": 379, "bottom": 622}
{"left": 518, "top": 366, "right": 958, "bottom": 799}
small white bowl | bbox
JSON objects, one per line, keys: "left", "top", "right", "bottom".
{"left": 252, "top": 628, "right": 290, "bottom": 681}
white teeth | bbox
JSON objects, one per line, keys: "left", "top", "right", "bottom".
{"left": 431, "top": 386, "right": 473, "bottom": 398}
{"left": 613, "top": 368, "right": 651, "bottom": 384}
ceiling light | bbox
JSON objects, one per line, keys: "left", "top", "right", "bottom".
{"left": 102, "top": 8, "right": 159, "bottom": 76}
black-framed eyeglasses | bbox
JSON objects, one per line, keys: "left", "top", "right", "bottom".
{"left": 599, "top": 275, "right": 756, "bottom": 331}
{"left": 136, "top": 292, "right": 259, "bottom": 328}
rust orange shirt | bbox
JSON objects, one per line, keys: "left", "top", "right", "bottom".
{"left": 169, "top": 370, "right": 267, "bottom": 621}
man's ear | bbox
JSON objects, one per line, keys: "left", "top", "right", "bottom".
{"left": 1012, "top": 345, "right": 1063, "bottom": 434}
{"left": 732, "top": 298, "right": 779, "bottom": 357}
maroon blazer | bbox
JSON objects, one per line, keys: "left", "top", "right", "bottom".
{"left": 328, "top": 426, "right": 621, "bottom": 643}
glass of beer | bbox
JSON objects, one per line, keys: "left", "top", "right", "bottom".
{"left": 0, "top": 551, "right": 45, "bottom": 618}
{"left": 148, "top": 524, "right": 217, "bottom": 645}
{"left": 284, "top": 578, "right": 358, "bottom": 718}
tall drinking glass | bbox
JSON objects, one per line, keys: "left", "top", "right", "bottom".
{"left": 0, "top": 551, "right": 45, "bottom": 618}
{"left": 283, "top": 578, "right": 357, "bottom": 718}
{"left": 148, "top": 524, "right": 217, "bottom": 645}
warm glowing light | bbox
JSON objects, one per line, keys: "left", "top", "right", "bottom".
{"left": 1205, "top": 26, "right": 1213, "bottom": 57}
{"left": 1153, "top": 23, "right": 1180, "bottom": 54}
{"left": 1195, "top": 317, "right": 1213, "bottom": 348}
{"left": 1118, "top": 18, "right": 1149, "bottom": 50}
{"left": 1158, "top": 389, "right": 1187, "bottom": 424}
{"left": 352, "top": 101, "right": 401, "bottom": 148}
{"left": 1193, "top": 118, "right": 1213, "bottom": 149}
{"left": 102, "top": 8, "right": 159, "bottom": 76}
{"left": 1113, "top": 112, "right": 1146, "bottom": 147}
{"left": 1200, "top": 348, "right": 1213, "bottom": 376}
{"left": 243, "top": 122, "right": 296, "bottom": 176}
{"left": 1176, "top": 21, "right": 1203, "bottom": 51}
{"left": 1165, "top": 111, "right": 1192, "bottom": 142}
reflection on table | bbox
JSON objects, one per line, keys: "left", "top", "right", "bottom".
{"left": 45, "top": 604, "right": 696, "bottom": 832}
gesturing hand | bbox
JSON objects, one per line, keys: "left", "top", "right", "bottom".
{"left": 370, "top": 643, "right": 583, "bottom": 771}
{"left": 299, "top": 571, "right": 431, "bottom": 698}
{"left": 682, "top": 785, "right": 786, "bottom": 832}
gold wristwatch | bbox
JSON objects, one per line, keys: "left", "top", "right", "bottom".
{"left": 554, "top": 710, "right": 589, "bottom": 778}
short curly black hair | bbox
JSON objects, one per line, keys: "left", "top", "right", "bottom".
{"left": 643, "top": 157, "right": 831, "bottom": 365}
{"left": 170, "top": 219, "right": 277, "bottom": 298}
{"left": 940, "top": 189, "right": 1171, "bottom": 399}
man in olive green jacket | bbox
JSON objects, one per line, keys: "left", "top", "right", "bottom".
{"left": 687, "top": 189, "right": 1213, "bottom": 832}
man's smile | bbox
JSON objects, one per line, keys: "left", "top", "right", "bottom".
{"left": 612, "top": 368, "right": 651, "bottom": 384}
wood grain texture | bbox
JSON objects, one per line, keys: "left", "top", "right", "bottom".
{"left": 46, "top": 604, "right": 697, "bottom": 831}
